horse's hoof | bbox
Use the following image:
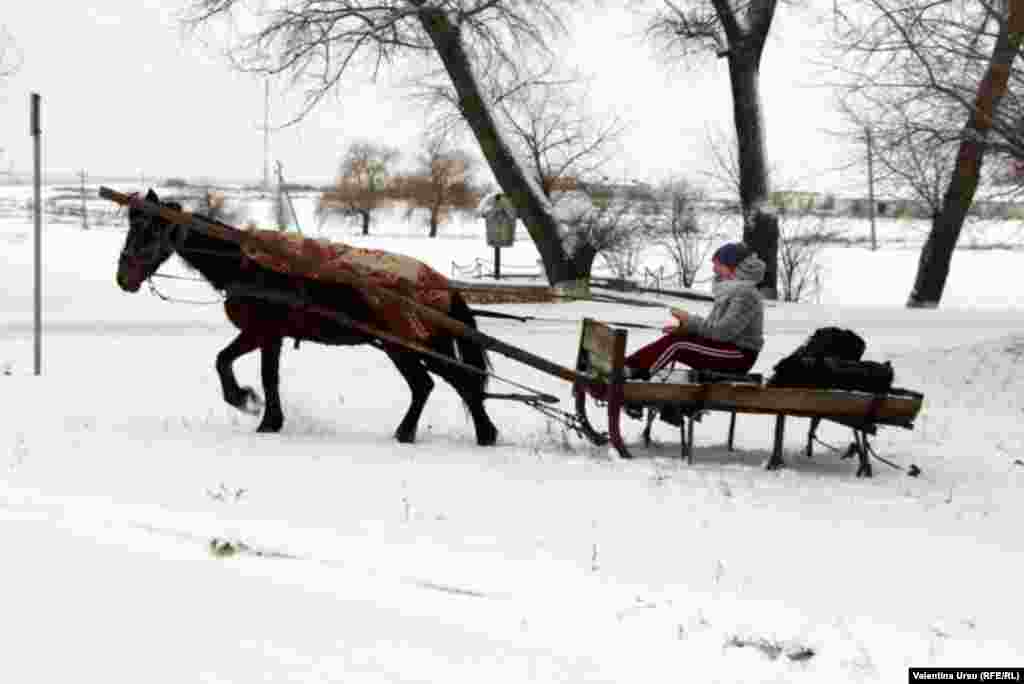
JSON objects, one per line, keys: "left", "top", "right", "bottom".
{"left": 256, "top": 419, "right": 283, "bottom": 433}
{"left": 226, "top": 387, "right": 263, "bottom": 415}
{"left": 477, "top": 426, "right": 499, "bottom": 446}
{"left": 394, "top": 428, "right": 417, "bottom": 443}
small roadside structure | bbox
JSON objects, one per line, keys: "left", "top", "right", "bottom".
{"left": 478, "top": 192, "right": 518, "bottom": 278}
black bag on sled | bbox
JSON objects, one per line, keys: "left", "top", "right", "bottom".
{"left": 769, "top": 327, "right": 894, "bottom": 394}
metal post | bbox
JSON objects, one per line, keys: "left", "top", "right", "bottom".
{"left": 493, "top": 246, "right": 501, "bottom": 280}
{"left": 31, "top": 93, "right": 41, "bottom": 376}
{"left": 866, "top": 126, "right": 877, "bottom": 252}
{"left": 78, "top": 169, "right": 88, "bottom": 230}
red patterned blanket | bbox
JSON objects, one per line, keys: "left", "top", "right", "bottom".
{"left": 240, "top": 230, "right": 452, "bottom": 342}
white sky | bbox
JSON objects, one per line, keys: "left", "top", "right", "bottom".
{"left": 0, "top": 1, "right": 854, "bottom": 192}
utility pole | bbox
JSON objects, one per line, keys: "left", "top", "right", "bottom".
{"left": 865, "top": 126, "right": 877, "bottom": 252}
{"left": 31, "top": 93, "right": 42, "bottom": 376}
{"left": 275, "top": 160, "right": 302, "bottom": 234}
{"left": 78, "top": 169, "right": 88, "bottom": 230}
{"left": 263, "top": 79, "right": 271, "bottom": 191}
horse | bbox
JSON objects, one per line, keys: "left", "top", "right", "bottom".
{"left": 115, "top": 188, "right": 498, "bottom": 446}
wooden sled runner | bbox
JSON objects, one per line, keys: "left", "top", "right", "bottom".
{"left": 573, "top": 318, "right": 924, "bottom": 477}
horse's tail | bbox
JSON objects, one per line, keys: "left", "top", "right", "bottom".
{"left": 448, "top": 291, "right": 491, "bottom": 394}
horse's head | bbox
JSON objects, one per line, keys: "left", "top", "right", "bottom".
{"left": 116, "top": 189, "right": 182, "bottom": 292}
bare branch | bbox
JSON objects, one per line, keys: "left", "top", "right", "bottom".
{"left": 0, "top": 25, "right": 22, "bottom": 79}
{"left": 182, "top": 0, "right": 577, "bottom": 127}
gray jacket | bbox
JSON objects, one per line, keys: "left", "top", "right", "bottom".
{"left": 686, "top": 254, "right": 766, "bottom": 352}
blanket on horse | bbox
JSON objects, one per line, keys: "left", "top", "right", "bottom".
{"left": 240, "top": 230, "right": 452, "bottom": 342}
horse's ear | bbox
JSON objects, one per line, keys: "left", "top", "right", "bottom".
{"left": 146, "top": 188, "right": 159, "bottom": 202}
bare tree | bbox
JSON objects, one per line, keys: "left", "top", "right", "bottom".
{"left": 318, "top": 141, "right": 400, "bottom": 235}
{"left": 183, "top": 0, "right": 593, "bottom": 287}
{"left": 653, "top": 178, "right": 728, "bottom": 288}
{"left": 832, "top": 0, "right": 1024, "bottom": 308}
{"left": 833, "top": 98, "right": 952, "bottom": 218}
{"left": 480, "top": 64, "right": 627, "bottom": 199}
{"left": 0, "top": 25, "right": 20, "bottom": 80}
{"left": 400, "top": 132, "right": 479, "bottom": 237}
{"left": 559, "top": 186, "right": 658, "bottom": 279}
{"left": 777, "top": 212, "right": 830, "bottom": 303}
{"left": 411, "top": 55, "right": 628, "bottom": 276}
{"left": 0, "top": 26, "right": 22, "bottom": 176}
{"left": 699, "top": 125, "right": 743, "bottom": 201}
{"left": 643, "top": 0, "right": 787, "bottom": 299}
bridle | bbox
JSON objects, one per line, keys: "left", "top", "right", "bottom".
{"left": 118, "top": 197, "right": 188, "bottom": 282}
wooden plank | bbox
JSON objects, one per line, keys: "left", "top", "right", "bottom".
{"left": 621, "top": 382, "right": 921, "bottom": 422}
{"left": 581, "top": 319, "right": 616, "bottom": 366}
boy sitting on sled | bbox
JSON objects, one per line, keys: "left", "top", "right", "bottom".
{"left": 623, "top": 242, "right": 766, "bottom": 384}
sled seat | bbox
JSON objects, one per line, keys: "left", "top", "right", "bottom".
{"left": 573, "top": 318, "right": 924, "bottom": 477}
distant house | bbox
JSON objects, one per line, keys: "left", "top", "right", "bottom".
{"left": 579, "top": 180, "right": 657, "bottom": 202}
{"left": 769, "top": 190, "right": 820, "bottom": 213}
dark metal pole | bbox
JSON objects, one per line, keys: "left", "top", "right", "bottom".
{"left": 493, "top": 245, "right": 501, "bottom": 280}
{"left": 31, "top": 93, "right": 41, "bottom": 376}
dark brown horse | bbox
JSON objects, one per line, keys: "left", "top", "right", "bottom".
{"left": 115, "top": 189, "right": 498, "bottom": 445}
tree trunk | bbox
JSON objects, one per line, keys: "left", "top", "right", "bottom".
{"left": 907, "top": 1, "right": 1023, "bottom": 308}
{"left": 415, "top": 6, "right": 578, "bottom": 285}
{"left": 360, "top": 209, "right": 370, "bottom": 236}
{"left": 429, "top": 209, "right": 439, "bottom": 238}
{"left": 572, "top": 244, "right": 598, "bottom": 283}
{"left": 727, "top": 44, "right": 779, "bottom": 299}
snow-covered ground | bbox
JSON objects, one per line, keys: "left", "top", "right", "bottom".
{"left": 1, "top": 185, "right": 1023, "bottom": 682}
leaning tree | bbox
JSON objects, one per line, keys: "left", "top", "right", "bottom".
{"left": 184, "top": 0, "right": 603, "bottom": 289}
{"left": 832, "top": 0, "right": 1024, "bottom": 307}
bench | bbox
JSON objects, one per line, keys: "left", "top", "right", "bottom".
{"left": 572, "top": 318, "right": 924, "bottom": 477}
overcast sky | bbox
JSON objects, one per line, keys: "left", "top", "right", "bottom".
{"left": 0, "top": 1, "right": 856, "bottom": 193}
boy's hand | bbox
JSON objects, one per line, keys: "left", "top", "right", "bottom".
{"left": 670, "top": 307, "right": 689, "bottom": 324}
{"left": 662, "top": 323, "right": 681, "bottom": 334}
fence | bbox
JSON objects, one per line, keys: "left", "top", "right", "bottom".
{"left": 451, "top": 257, "right": 546, "bottom": 280}
{"left": 638, "top": 266, "right": 709, "bottom": 291}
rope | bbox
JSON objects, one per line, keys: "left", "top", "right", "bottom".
{"left": 147, "top": 274, "right": 225, "bottom": 305}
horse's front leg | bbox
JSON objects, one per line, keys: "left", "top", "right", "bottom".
{"left": 216, "top": 331, "right": 263, "bottom": 414}
{"left": 385, "top": 348, "right": 434, "bottom": 443}
{"left": 256, "top": 336, "right": 284, "bottom": 433}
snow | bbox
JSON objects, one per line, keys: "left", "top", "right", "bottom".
{"left": 1, "top": 186, "right": 1023, "bottom": 682}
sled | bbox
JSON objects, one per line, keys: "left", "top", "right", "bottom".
{"left": 573, "top": 318, "right": 924, "bottom": 477}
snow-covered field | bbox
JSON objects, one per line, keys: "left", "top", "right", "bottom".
{"left": 1, "top": 185, "right": 1023, "bottom": 682}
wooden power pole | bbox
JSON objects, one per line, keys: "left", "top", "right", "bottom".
{"left": 865, "top": 127, "right": 877, "bottom": 251}
{"left": 31, "top": 93, "right": 42, "bottom": 376}
{"left": 263, "top": 79, "right": 271, "bottom": 191}
{"left": 78, "top": 169, "right": 88, "bottom": 230}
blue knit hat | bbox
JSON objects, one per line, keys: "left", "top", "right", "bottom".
{"left": 712, "top": 242, "right": 751, "bottom": 268}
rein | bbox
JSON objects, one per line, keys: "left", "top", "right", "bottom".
{"left": 120, "top": 198, "right": 686, "bottom": 333}
{"left": 147, "top": 273, "right": 226, "bottom": 306}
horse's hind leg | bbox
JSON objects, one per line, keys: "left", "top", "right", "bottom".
{"left": 216, "top": 330, "right": 263, "bottom": 414}
{"left": 385, "top": 348, "right": 434, "bottom": 443}
{"left": 256, "top": 336, "right": 284, "bottom": 433}
{"left": 425, "top": 352, "right": 498, "bottom": 447}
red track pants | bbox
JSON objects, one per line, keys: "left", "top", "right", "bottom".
{"left": 624, "top": 332, "right": 758, "bottom": 376}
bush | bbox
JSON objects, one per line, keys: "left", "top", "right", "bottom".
{"left": 778, "top": 215, "right": 830, "bottom": 303}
